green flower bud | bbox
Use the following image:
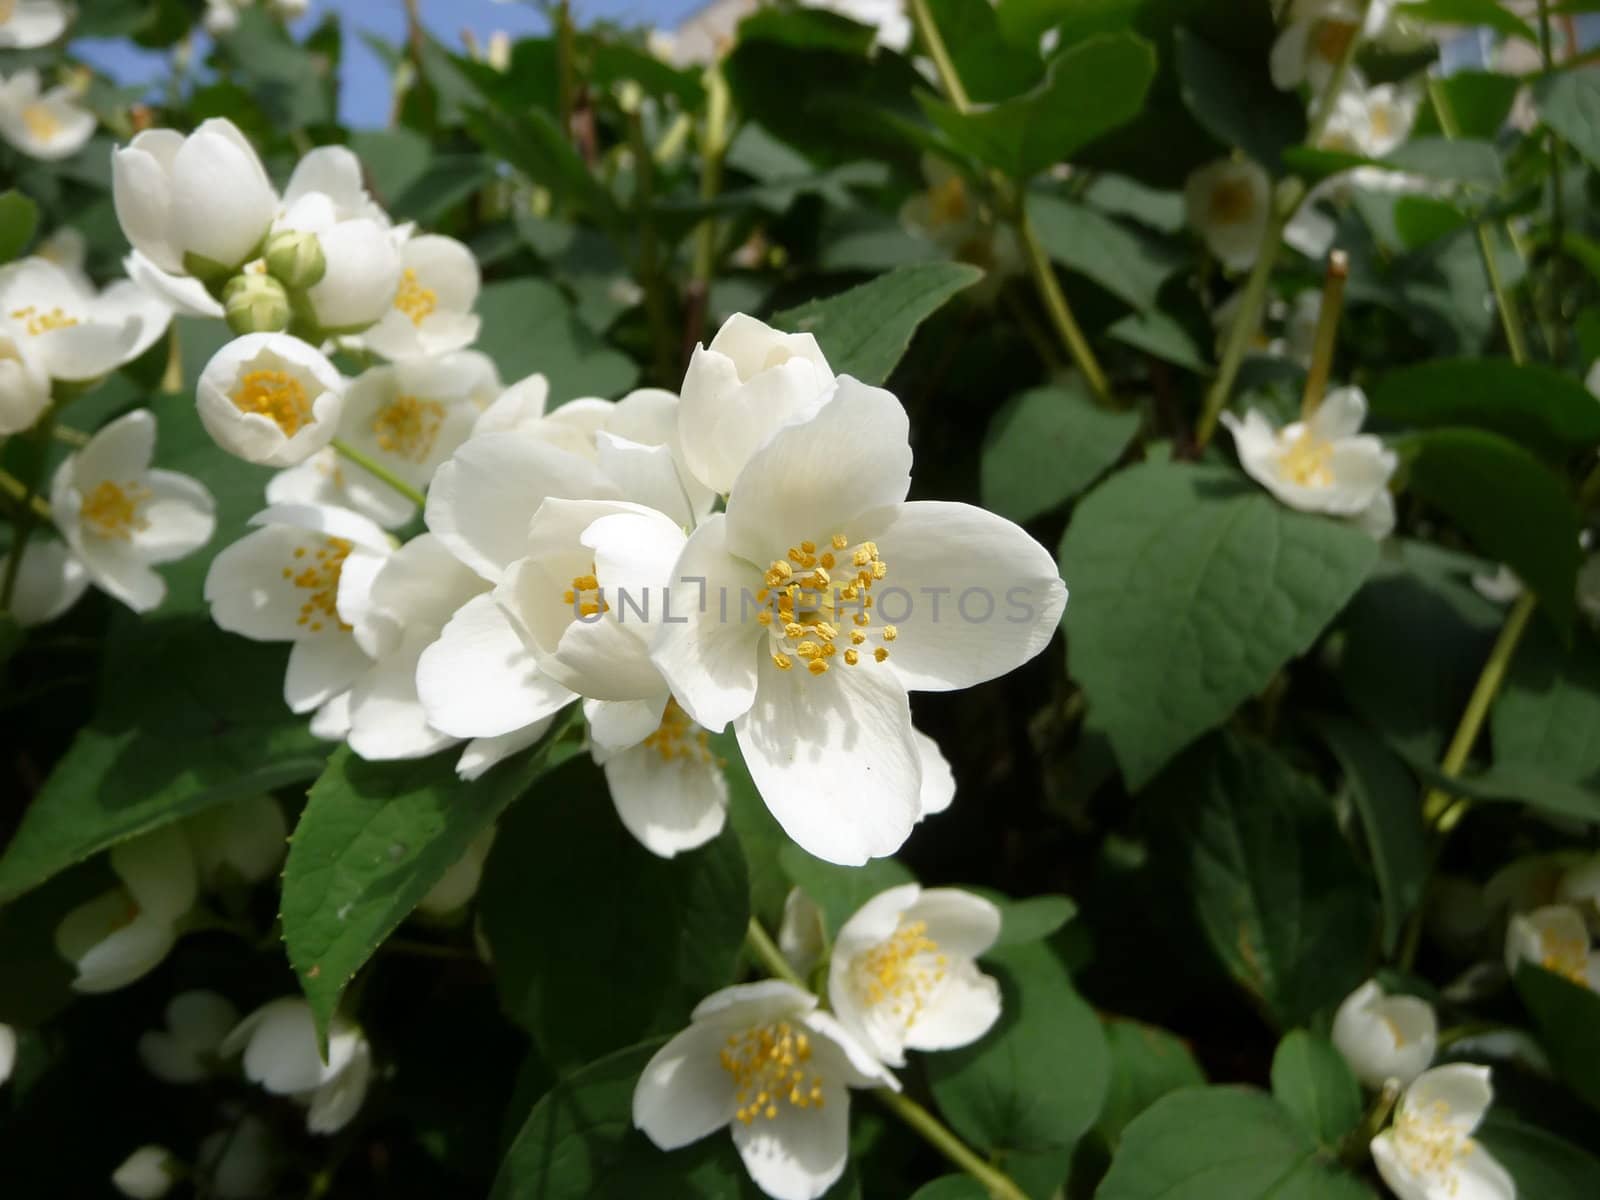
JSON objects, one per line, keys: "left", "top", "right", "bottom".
{"left": 263, "top": 230, "right": 327, "bottom": 291}
{"left": 223, "top": 273, "right": 292, "bottom": 336}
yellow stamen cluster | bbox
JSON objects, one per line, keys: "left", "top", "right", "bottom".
{"left": 928, "top": 175, "right": 969, "bottom": 228}
{"left": 1207, "top": 178, "right": 1258, "bottom": 225}
{"left": 80, "top": 480, "right": 150, "bottom": 541}
{"left": 280, "top": 537, "right": 354, "bottom": 633}
{"left": 642, "top": 698, "right": 716, "bottom": 765}
{"left": 761, "top": 531, "right": 893, "bottom": 677}
{"left": 394, "top": 268, "right": 438, "bottom": 327}
{"left": 719, "top": 1022, "right": 824, "bottom": 1125}
{"left": 21, "top": 103, "right": 60, "bottom": 142}
{"left": 372, "top": 394, "right": 446, "bottom": 463}
{"left": 1390, "top": 1099, "right": 1479, "bottom": 1183}
{"left": 232, "top": 369, "right": 313, "bottom": 436}
{"left": 855, "top": 920, "right": 948, "bottom": 1027}
{"left": 562, "top": 567, "right": 609, "bottom": 619}
{"left": 10, "top": 304, "right": 79, "bottom": 336}
{"left": 1280, "top": 430, "right": 1334, "bottom": 488}
{"left": 1540, "top": 928, "right": 1592, "bottom": 988}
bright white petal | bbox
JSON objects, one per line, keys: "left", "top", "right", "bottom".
{"left": 416, "top": 593, "right": 574, "bottom": 738}
{"left": 632, "top": 1021, "right": 739, "bottom": 1150}
{"left": 603, "top": 742, "right": 729, "bottom": 858}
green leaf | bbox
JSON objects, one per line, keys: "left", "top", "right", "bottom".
{"left": 718, "top": 731, "right": 789, "bottom": 931}
{"left": 1028, "top": 193, "right": 1185, "bottom": 311}
{"left": 1096, "top": 1020, "right": 1208, "bottom": 1147}
{"left": 282, "top": 720, "right": 584, "bottom": 1043}
{"left": 464, "top": 105, "right": 619, "bottom": 226}
{"left": 1383, "top": 137, "right": 1504, "bottom": 190}
{"left": 480, "top": 757, "right": 750, "bottom": 1071}
{"left": 926, "top": 0, "right": 1045, "bottom": 104}
{"left": 925, "top": 940, "right": 1110, "bottom": 1153}
{"left": 1400, "top": 428, "right": 1582, "bottom": 635}
{"left": 1371, "top": 359, "right": 1600, "bottom": 460}
{"left": 910, "top": 1179, "right": 987, "bottom": 1200}
{"left": 778, "top": 844, "right": 915, "bottom": 939}
{"left": 348, "top": 128, "right": 432, "bottom": 207}
{"left": 1493, "top": 620, "right": 1600, "bottom": 790}
{"left": 1535, "top": 63, "right": 1600, "bottom": 172}
{"left": 1173, "top": 26, "right": 1306, "bottom": 170}
{"left": 771, "top": 262, "right": 984, "bottom": 386}
{"left": 1514, "top": 963, "right": 1600, "bottom": 1112}
{"left": 475, "top": 278, "right": 639, "bottom": 404}
{"left": 980, "top": 382, "right": 1140, "bottom": 523}
{"left": 0, "top": 190, "right": 38, "bottom": 264}
{"left": 1398, "top": 0, "right": 1536, "bottom": 41}
{"left": 1312, "top": 716, "right": 1427, "bottom": 955}
{"left": 1060, "top": 462, "right": 1378, "bottom": 788}
{"left": 992, "top": 894, "right": 1078, "bottom": 948}
{"left": 1478, "top": 1114, "right": 1600, "bottom": 1200}
{"left": 919, "top": 34, "right": 1156, "bottom": 180}
{"left": 1146, "top": 734, "right": 1377, "bottom": 1027}
{"left": 0, "top": 618, "right": 326, "bottom": 906}
{"left": 1096, "top": 1087, "right": 1375, "bottom": 1200}
{"left": 1108, "top": 307, "right": 1214, "bottom": 375}
{"left": 1413, "top": 71, "right": 1521, "bottom": 141}
{"left": 1270, "top": 1031, "right": 1362, "bottom": 1150}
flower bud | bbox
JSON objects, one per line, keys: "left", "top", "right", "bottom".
{"left": 223, "top": 273, "right": 291, "bottom": 336}
{"left": 1331, "top": 979, "right": 1437, "bottom": 1089}
{"left": 263, "top": 229, "right": 327, "bottom": 291}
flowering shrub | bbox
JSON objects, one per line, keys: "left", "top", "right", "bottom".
{"left": 2, "top": 1, "right": 1600, "bottom": 1197}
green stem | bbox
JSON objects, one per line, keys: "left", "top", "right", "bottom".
{"left": 0, "top": 469, "right": 53, "bottom": 522}
{"left": 0, "top": 405, "right": 57, "bottom": 613}
{"left": 1539, "top": 0, "right": 1570, "bottom": 362}
{"left": 742, "top": 922, "right": 1028, "bottom": 1200}
{"left": 331, "top": 439, "right": 427, "bottom": 510}
{"left": 556, "top": 0, "right": 576, "bottom": 144}
{"left": 692, "top": 67, "right": 730, "bottom": 288}
{"left": 909, "top": 0, "right": 970, "bottom": 109}
{"left": 1338, "top": 1079, "right": 1400, "bottom": 1169}
{"left": 628, "top": 110, "right": 674, "bottom": 383}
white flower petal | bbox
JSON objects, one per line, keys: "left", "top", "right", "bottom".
{"left": 416, "top": 593, "right": 575, "bottom": 738}
{"left": 632, "top": 1021, "right": 739, "bottom": 1151}
{"left": 913, "top": 727, "right": 955, "bottom": 818}
{"left": 603, "top": 740, "right": 729, "bottom": 858}
{"left": 730, "top": 1093, "right": 850, "bottom": 1200}
{"left": 285, "top": 635, "right": 371, "bottom": 715}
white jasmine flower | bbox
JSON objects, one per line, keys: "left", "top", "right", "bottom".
{"left": 1185, "top": 160, "right": 1272, "bottom": 272}
{"left": 222, "top": 998, "right": 372, "bottom": 1135}
{"left": 0, "top": 0, "right": 70, "bottom": 48}
{"left": 1331, "top": 979, "right": 1437, "bottom": 1089}
{"left": 50, "top": 410, "right": 217, "bottom": 614}
{"left": 0, "top": 1022, "right": 15, "bottom": 1085}
{"left": 0, "top": 540, "right": 87, "bottom": 626}
{"left": 0, "top": 257, "right": 171, "bottom": 383}
{"left": 196, "top": 333, "right": 345, "bottom": 467}
{"left": 900, "top": 155, "right": 982, "bottom": 254}
{"left": 827, "top": 884, "right": 1001, "bottom": 1067}
{"left": 112, "top": 1146, "right": 180, "bottom": 1199}
{"left": 633, "top": 980, "right": 898, "bottom": 1200}
{"left": 55, "top": 825, "right": 197, "bottom": 993}
{"left": 185, "top": 796, "right": 287, "bottom": 888}
{"left": 268, "top": 352, "right": 496, "bottom": 527}
{"left": 416, "top": 827, "right": 495, "bottom": 918}
{"left": 799, "top": 0, "right": 910, "bottom": 51}
{"left": 0, "top": 69, "right": 94, "bottom": 160}
{"left": 1370, "top": 1064, "right": 1514, "bottom": 1200}
{"left": 652, "top": 379, "right": 1067, "bottom": 865}
{"left": 680, "top": 314, "right": 836, "bottom": 495}
{"left": 362, "top": 234, "right": 482, "bottom": 362}
{"left": 205, "top": 503, "right": 393, "bottom": 736}
{"left": 113, "top": 118, "right": 278, "bottom": 279}
{"left": 1471, "top": 564, "right": 1524, "bottom": 607}
{"left": 778, "top": 887, "right": 827, "bottom": 979}
{"left": 1321, "top": 82, "right": 1421, "bottom": 158}
{"left": 1505, "top": 904, "right": 1600, "bottom": 991}
{"left": 1221, "top": 386, "right": 1397, "bottom": 539}
{"left": 0, "top": 322, "right": 50, "bottom": 434}
{"left": 197, "top": 1116, "right": 277, "bottom": 1200}
{"left": 1271, "top": 0, "right": 1397, "bottom": 92}
{"left": 139, "top": 990, "right": 241, "bottom": 1084}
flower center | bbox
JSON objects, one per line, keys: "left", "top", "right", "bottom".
{"left": 80, "top": 480, "right": 150, "bottom": 540}
{"left": 232, "top": 368, "right": 313, "bottom": 436}
{"left": 1208, "top": 178, "right": 1257, "bottom": 226}
{"left": 1313, "top": 19, "right": 1357, "bottom": 64}
{"left": 855, "top": 919, "right": 948, "bottom": 1027}
{"left": 760, "top": 533, "right": 895, "bottom": 677}
{"left": 21, "top": 103, "right": 60, "bottom": 141}
{"left": 0, "top": 0, "right": 15, "bottom": 23}
{"left": 1371, "top": 105, "right": 1394, "bottom": 142}
{"left": 562, "top": 566, "right": 610, "bottom": 619}
{"left": 719, "top": 1021, "right": 825, "bottom": 1125}
{"left": 929, "top": 175, "right": 969, "bottom": 227}
{"left": 10, "top": 304, "right": 79, "bottom": 336}
{"left": 642, "top": 699, "right": 715, "bottom": 765}
{"left": 372, "top": 393, "right": 446, "bottom": 463}
{"left": 280, "top": 537, "right": 354, "bottom": 634}
{"left": 394, "top": 268, "right": 438, "bottom": 327}
{"left": 1539, "top": 927, "right": 1591, "bottom": 987}
{"left": 1280, "top": 430, "right": 1334, "bottom": 487}
{"left": 1391, "top": 1102, "right": 1478, "bottom": 1183}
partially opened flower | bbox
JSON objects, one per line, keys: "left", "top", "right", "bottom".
{"left": 113, "top": 118, "right": 279, "bottom": 279}
{"left": 0, "top": 0, "right": 70, "bottom": 48}
{"left": 827, "top": 884, "right": 1001, "bottom": 1067}
{"left": 0, "top": 539, "right": 88, "bottom": 627}
{"left": 51, "top": 410, "right": 217, "bottom": 614}
{"left": 778, "top": 888, "right": 827, "bottom": 979}
{"left": 1331, "top": 979, "right": 1437, "bottom": 1089}
{"left": 196, "top": 333, "right": 345, "bottom": 467}
{"left": 1370, "top": 1064, "right": 1514, "bottom": 1200}
{"left": 0, "top": 323, "right": 50, "bottom": 434}
{"left": 1271, "top": 0, "right": 1397, "bottom": 92}
{"left": 0, "top": 68, "right": 94, "bottom": 160}
{"left": 139, "top": 989, "right": 241, "bottom": 1084}
{"left": 633, "top": 981, "right": 897, "bottom": 1200}
{"left": 1505, "top": 904, "right": 1600, "bottom": 991}
{"left": 1221, "top": 386, "right": 1397, "bottom": 538}
{"left": 0, "top": 257, "right": 171, "bottom": 383}
{"left": 55, "top": 825, "right": 197, "bottom": 993}
{"left": 362, "top": 233, "right": 482, "bottom": 361}
{"left": 679, "top": 314, "right": 836, "bottom": 495}
{"left": 652, "top": 379, "right": 1067, "bottom": 865}
{"left": 1184, "top": 160, "right": 1271, "bottom": 272}
{"left": 222, "top": 998, "right": 372, "bottom": 1135}
{"left": 204, "top": 503, "right": 393, "bottom": 737}
{"left": 112, "top": 1146, "right": 180, "bottom": 1199}
{"left": 184, "top": 796, "right": 287, "bottom": 888}
{"left": 268, "top": 352, "right": 497, "bottom": 526}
